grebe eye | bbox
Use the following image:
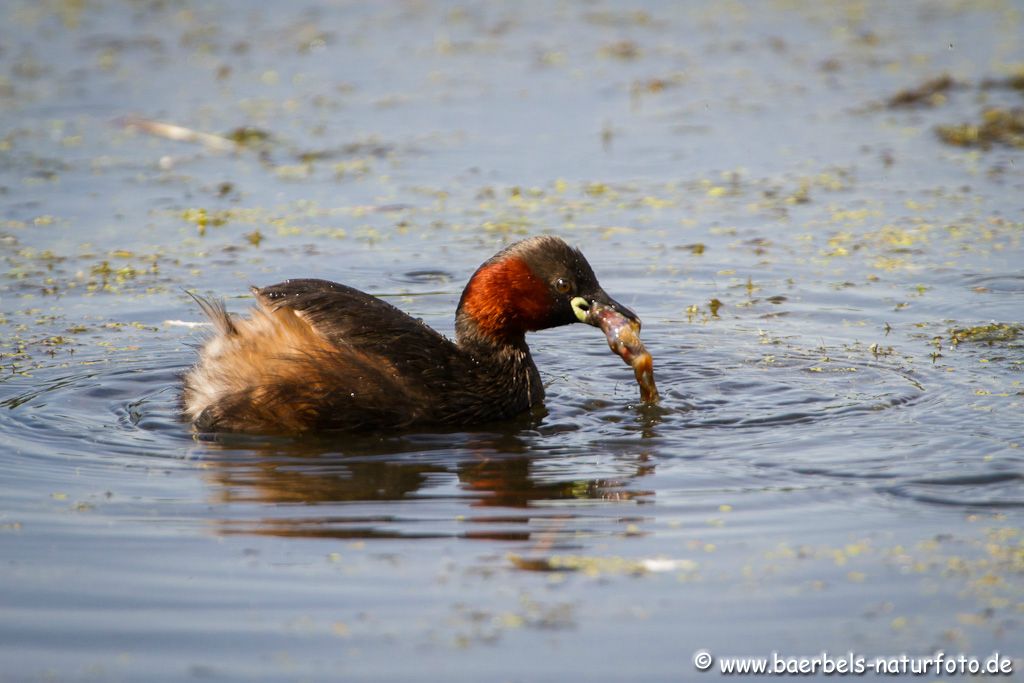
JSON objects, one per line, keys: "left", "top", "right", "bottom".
{"left": 554, "top": 278, "right": 571, "bottom": 294}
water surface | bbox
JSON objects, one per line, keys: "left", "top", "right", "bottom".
{"left": 1, "top": 1, "right": 1022, "bottom": 681}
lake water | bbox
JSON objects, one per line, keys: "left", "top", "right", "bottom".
{"left": 1, "top": 1, "right": 1022, "bottom": 681}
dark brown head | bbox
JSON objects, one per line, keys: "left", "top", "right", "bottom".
{"left": 455, "top": 235, "right": 638, "bottom": 348}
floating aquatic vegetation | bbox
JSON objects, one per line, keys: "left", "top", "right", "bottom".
{"left": 181, "top": 207, "right": 229, "bottom": 236}
{"left": 936, "top": 108, "right": 1024, "bottom": 150}
{"left": 950, "top": 323, "right": 1022, "bottom": 346}
{"left": 980, "top": 68, "right": 1024, "bottom": 92}
{"left": 882, "top": 71, "right": 1024, "bottom": 151}
{"left": 886, "top": 74, "right": 957, "bottom": 108}
{"left": 600, "top": 40, "right": 640, "bottom": 60}
{"left": 630, "top": 74, "right": 684, "bottom": 102}
{"left": 225, "top": 127, "right": 273, "bottom": 150}
{"left": 584, "top": 10, "right": 657, "bottom": 27}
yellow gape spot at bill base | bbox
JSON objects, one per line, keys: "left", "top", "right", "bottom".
{"left": 571, "top": 296, "right": 590, "bottom": 323}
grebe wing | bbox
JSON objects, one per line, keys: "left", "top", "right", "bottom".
{"left": 254, "top": 278, "right": 462, "bottom": 368}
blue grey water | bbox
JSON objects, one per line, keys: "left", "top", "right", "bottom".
{"left": 1, "top": 1, "right": 1021, "bottom": 681}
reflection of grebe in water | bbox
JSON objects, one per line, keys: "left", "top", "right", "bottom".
{"left": 182, "top": 236, "right": 642, "bottom": 433}
{"left": 205, "top": 441, "right": 655, "bottom": 540}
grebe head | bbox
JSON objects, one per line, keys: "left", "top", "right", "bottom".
{"left": 455, "top": 235, "right": 639, "bottom": 347}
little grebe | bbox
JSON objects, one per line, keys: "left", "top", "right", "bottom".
{"left": 182, "top": 235, "right": 647, "bottom": 433}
